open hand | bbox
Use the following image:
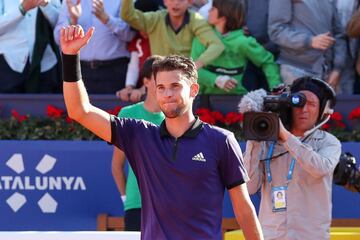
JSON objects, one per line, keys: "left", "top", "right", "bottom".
{"left": 92, "top": 0, "right": 109, "bottom": 24}
{"left": 60, "top": 25, "right": 94, "bottom": 55}
{"left": 67, "top": 0, "right": 82, "bottom": 24}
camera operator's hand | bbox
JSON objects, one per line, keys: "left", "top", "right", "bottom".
{"left": 215, "top": 75, "right": 237, "bottom": 92}
{"left": 60, "top": 25, "right": 94, "bottom": 55}
{"left": 278, "top": 118, "right": 291, "bottom": 143}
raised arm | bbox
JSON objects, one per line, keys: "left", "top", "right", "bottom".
{"left": 282, "top": 134, "right": 341, "bottom": 178}
{"left": 0, "top": 0, "right": 51, "bottom": 35}
{"left": 60, "top": 25, "right": 112, "bottom": 142}
{"left": 121, "top": 0, "right": 159, "bottom": 33}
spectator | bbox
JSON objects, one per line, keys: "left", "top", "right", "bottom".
{"left": 54, "top": 0, "right": 134, "bottom": 94}
{"left": 112, "top": 55, "right": 165, "bottom": 231}
{"left": 197, "top": 0, "right": 279, "bottom": 92}
{"left": 334, "top": 0, "right": 358, "bottom": 94}
{"left": 116, "top": 0, "right": 160, "bottom": 102}
{"left": 268, "top": 0, "right": 347, "bottom": 88}
{"left": 121, "top": 0, "right": 224, "bottom": 69}
{"left": 347, "top": 1, "right": 360, "bottom": 38}
{"left": 244, "top": 77, "right": 341, "bottom": 239}
{"left": 0, "top": 0, "right": 61, "bottom": 93}
{"left": 191, "top": 0, "right": 280, "bottom": 95}
{"left": 242, "top": 0, "right": 279, "bottom": 92}
{"left": 347, "top": 0, "right": 360, "bottom": 94}
{"left": 60, "top": 25, "right": 263, "bottom": 239}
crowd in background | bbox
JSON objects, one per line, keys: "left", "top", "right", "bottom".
{"left": 1, "top": 0, "right": 360, "bottom": 97}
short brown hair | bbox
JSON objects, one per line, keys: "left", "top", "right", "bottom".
{"left": 213, "top": 0, "right": 245, "bottom": 32}
{"left": 140, "top": 55, "right": 164, "bottom": 80}
{"left": 152, "top": 55, "right": 198, "bottom": 84}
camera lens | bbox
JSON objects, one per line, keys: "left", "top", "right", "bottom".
{"left": 243, "top": 112, "right": 279, "bottom": 141}
{"left": 252, "top": 115, "right": 273, "bottom": 138}
{"left": 255, "top": 120, "right": 268, "bottom": 132}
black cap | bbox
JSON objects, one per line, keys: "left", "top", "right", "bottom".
{"left": 290, "top": 76, "right": 336, "bottom": 120}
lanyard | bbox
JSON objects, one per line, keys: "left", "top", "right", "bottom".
{"left": 265, "top": 141, "right": 296, "bottom": 184}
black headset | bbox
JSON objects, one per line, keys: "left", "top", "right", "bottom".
{"left": 290, "top": 76, "right": 336, "bottom": 122}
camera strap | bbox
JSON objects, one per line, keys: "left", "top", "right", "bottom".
{"left": 265, "top": 141, "right": 296, "bottom": 185}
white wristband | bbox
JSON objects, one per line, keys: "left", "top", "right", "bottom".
{"left": 215, "top": 75, "right": 231, "bottom": 89}
{"left": 121, "top": 195, "right": 126, "bottom": 203}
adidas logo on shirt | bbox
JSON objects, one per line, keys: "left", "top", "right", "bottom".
{"left": 192, "top": 152, "right": 206, "bottom": 162}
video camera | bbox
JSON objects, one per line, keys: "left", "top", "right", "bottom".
{"left": 240, "top": 86, "right": 306, "bottom": 141}
{"left": 334, "top": 152, "right": 360, "bottom": 193}
{"left": 239, "top": 77, "right": 336, "bottom": 141}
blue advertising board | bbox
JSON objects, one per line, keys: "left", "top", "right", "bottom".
{"left": 0, "top": 141, "right": 358, "bottom": 230}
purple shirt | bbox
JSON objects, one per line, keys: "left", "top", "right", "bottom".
{"left": 110, "top": 116, "right": 249, "bottom": 239}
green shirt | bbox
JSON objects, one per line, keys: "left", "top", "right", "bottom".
{"left": 118, "top": 102, "right": 164, "bottom": 211}
{"left": 191, "top": 29, "right": 281, "bottom": 94}
{"left": 121, "top": 0, "right": 224, "bottom": 65}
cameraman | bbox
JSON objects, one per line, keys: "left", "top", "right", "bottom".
{"left": 244, "top": 77, "right": 341, "bottom": 240}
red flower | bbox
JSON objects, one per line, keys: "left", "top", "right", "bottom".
{"left": 199, "top": 114, "right": 216, "bottom": 125}
{"left": 322, "top": 111, "right": 347, "bottom": 131}
{"left": 348, "top": 106, "right": 360, "bottom": 120}
{"left": 106, "top": 106, "right": 122, "bottom": 116}
{"left": 322, "top": 123, "right": 330, "bottom": 130}
{"left": 224, "top": 112, "right": 243, "bottom": 125}
{"left": 335, "top": 121, "right": 346, "bottom": 129}
{"left": 11, "top": 109, "right": 28, "bottom": 123}
{"left": 211, "top": 111, "right": 225, "bottom": 123}
{"left": 330, "top": 112, "right": 343, "bottom": 121}
{"left": 46, "top": 105, "right": 64, "bottom": 118}
{"left": 195, "top": 108, "right": 212, "bottom": 116}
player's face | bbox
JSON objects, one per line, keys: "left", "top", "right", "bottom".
{"left": 155, "top": 70, "right": 197, "bottom": 118}
{"left": 164, "top": 0, "right": 191, "bottom": 18}
{"left": 291, "top": 90, "right": 320, "bottom": 134}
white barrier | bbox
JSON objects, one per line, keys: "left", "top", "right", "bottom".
{"left": 0, "top": 232, "right": 141, "bottom": 240}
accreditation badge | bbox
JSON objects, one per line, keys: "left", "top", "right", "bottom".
{"left": 271, "top": 186, "right": 287, "bottom": 212}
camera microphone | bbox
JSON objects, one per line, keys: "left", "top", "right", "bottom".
{"left": 238, "top": 89, "right": 267, "bottom": 113}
